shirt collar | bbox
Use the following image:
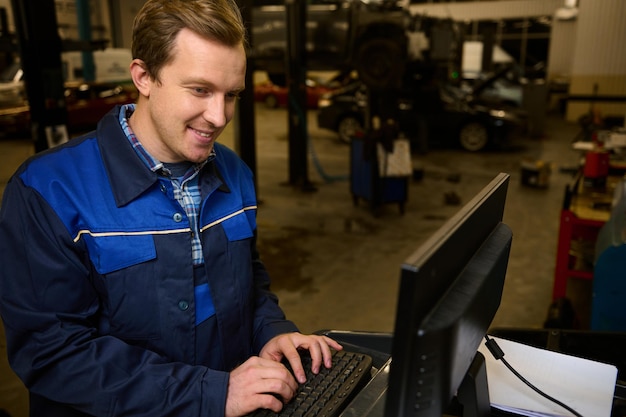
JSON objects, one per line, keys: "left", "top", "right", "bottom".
{"left": 119, "top": 103, "right": 215, "bottom": 177}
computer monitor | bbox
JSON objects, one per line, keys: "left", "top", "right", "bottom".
{"left": 384, "top": 172, "right": 512, "bottom": 417}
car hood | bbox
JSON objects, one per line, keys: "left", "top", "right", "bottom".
{"left": 468, "top": 63, "right": 516, "bottom": 97}
{"left": 441, "top": 83, "right": 528, "bottom": 124}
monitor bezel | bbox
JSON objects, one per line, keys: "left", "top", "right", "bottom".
{"left": 384, "top": 172, "right": 511, "bottom": 417}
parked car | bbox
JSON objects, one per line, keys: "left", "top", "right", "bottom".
{"left": 0, "top": 49, "right": 132, "bottom": 109}
{"left": 0, "top": 81, "right": 137, "bottom": 138}
{"left": 462, "top": 63, "right": 525, "bottom": 108}
{"left": 253, "top": 78, "right": 335, "bottom": 109}
{"left": 317, "top": 79, "right": 527, "bottom": 152}
{"left": 316, "top": 81, "right": 368, "bottom": 141}
{"left": 64, "top": 81, "right": 137, "bottom": 132}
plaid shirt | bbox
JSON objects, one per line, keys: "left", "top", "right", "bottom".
{"left": 119, "top": 104, "right": 212, "bottom": 265}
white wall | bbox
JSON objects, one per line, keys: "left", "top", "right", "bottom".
{"left": 547, "top": 17, "right": 576, "bottom": 81}
{"left": 566, "top": 0, "right": 626, "bottom": 121}
{"left": 571, "top": 0, "right": 626, "bottom": 77}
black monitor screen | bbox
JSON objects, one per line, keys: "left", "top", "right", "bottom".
{"left": 384, "top": 172, "right": 512, "bottom": 417}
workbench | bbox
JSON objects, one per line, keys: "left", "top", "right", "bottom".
{"left": 552, "top": 168, "right": 623, "bottom": 300}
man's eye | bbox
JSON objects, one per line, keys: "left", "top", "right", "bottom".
{"left": 193, "top": 87, "right": 209, "bottom": 95}
{"left": 226, "top": 92, "right": 241, "bottom": 101}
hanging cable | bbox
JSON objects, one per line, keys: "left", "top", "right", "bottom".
{"left": 484, "top": 335, "right": 584, "bottom": 417}
{"left": 290, "top": 94, "right": 349, "bottom": 183}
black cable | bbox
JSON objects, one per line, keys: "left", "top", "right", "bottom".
{"left": 484, "top": 335, "right": 584, "bottom": 417}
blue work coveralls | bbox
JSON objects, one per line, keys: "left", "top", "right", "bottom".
{"left": 0, "top": 106, "right": 298, "bottom": 416}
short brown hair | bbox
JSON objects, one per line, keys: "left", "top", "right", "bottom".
{"left": 132, "top": 0, "right": 247, "bottom": 81}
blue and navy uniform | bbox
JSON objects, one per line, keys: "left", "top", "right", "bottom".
{"left": 0, "top": 105, "right": 298, "bottom": 416}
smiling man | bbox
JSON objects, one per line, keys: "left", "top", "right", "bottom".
{"left": 128, "top": 27, "right": 246, "bottom": 164}
{"left": 0, "top": 1, "right": 340, "bottom": 416}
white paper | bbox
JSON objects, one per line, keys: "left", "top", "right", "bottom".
{"left": 478, "top": 336, "right": 617, "bottom": 417}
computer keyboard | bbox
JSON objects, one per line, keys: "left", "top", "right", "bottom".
{"left": 248, "top": 349, "right": 373, "bottom": 417}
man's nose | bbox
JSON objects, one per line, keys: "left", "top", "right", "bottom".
{"left": 203, "top": 96, "right": 227, "bottom": 128}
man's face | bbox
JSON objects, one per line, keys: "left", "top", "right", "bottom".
{"left": 137, "top": 28, "right": 246, "bottom": 163}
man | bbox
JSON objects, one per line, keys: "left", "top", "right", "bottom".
{"left": 0, "top": 1, "right": 341, "bottom": 416}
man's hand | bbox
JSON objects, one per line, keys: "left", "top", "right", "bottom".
{"left": 224, "top": 333, "right": 342, "bottom": 416}
{"left": 225, "top": 356, "right": 298, "bottom": 417}
{"left": 259, "top": 332, "right": 343, "bottom": 384}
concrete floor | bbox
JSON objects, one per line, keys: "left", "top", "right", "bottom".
{"left": 0, "top": 104, "right": 588, "bottom": 416}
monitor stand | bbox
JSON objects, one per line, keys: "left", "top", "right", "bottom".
{"left": 454, "top": 351, "right": 491, "bottom": 417}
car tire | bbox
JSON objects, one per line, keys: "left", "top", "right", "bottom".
{"left": 264, "top": 94, "right": 279, "bottom": 109}
{"left": 337, "top": 116, "right": 363, "bottom": 144}
{"left": 354, "top": 38, "right": 405, "bottom": 90}
{"left": 459, "top": 121, "right": 489, "bottom": 152}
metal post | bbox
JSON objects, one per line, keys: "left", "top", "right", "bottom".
{"left": 235, "top": 0, "right": 258, "bottom": 193}
{"left": 481, "top": 23, "right": 496, "bottom": 75}
{"left": 285, "top": 0, "right": 315, "bottom": 191}
{"left": 11, "top": 0, "right": 69, "bottom": 152}
{"left": 76, "top": 0, "right": 95, "bottom": 82}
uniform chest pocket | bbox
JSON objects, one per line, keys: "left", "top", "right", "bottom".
{"left": 84, "top": 234, "right": 160, "bottom": 339}
{"left": 219, "top": 212, "right": 254, "bottom": 241}
{"left": 84, "top": 234, "right": 156, "bottom": 274}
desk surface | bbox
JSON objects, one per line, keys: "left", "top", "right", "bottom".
{"left": 326, "top": 329, "right": 626, "bottom": 417}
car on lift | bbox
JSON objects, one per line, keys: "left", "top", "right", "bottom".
{"left": 316, "top": 78, "right": 527, "bottom": 152}
{"left": 251, "top": 0, "right": 353, "bottom": 82}
{"left": 251, "top": 0, "right": 412, "bottom": 86}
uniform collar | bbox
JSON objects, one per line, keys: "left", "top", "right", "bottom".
{"left": 97, "top": 106, "right": 230, "bottom": 207}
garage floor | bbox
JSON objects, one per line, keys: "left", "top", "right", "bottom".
{"left": 244, "top": 104, "right": 588, "bottom": 333}
{"left": 0, "top": 103, "right": 592, "bottom": 416}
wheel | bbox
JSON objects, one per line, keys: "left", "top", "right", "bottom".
{"left": 353, "top": 24, "right": 407, "bottom": 90}
{"left": 264, "top": 94, "right": 278, "bottom": 109}
{"left": 337, "top": 116, "right": 363, "bottom": 144}
{"left": 459, "top": 121, "right": 489, "bottom": 152}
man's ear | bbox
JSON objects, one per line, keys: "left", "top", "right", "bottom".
{"left": 129, "top": 59, "right": 152, "bottom": 97}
